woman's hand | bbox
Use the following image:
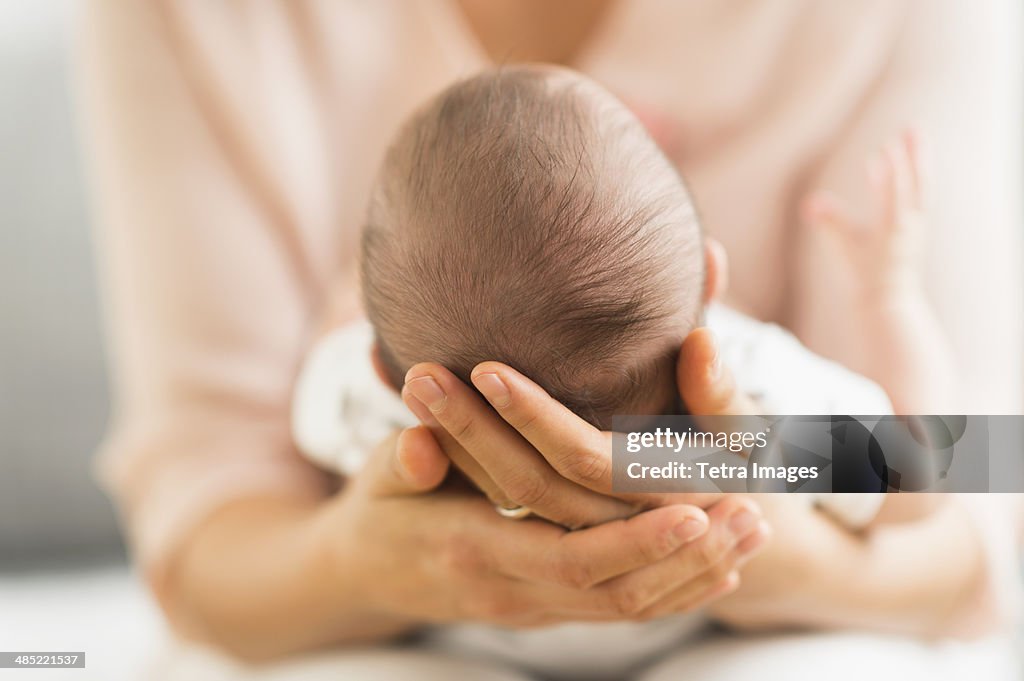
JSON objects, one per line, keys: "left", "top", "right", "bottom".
{"left": 313, "top": 427, "right": 768, "bottom": 631}
{"left": 399, "top": 327, "right": 759, "bottom": 528}
{"left": 161, "top": 422, "right": 763, "bottom": 662}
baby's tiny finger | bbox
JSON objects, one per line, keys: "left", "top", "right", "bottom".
{"left": 903, "top": 128, "right": 927, "bottom": 210}
{"left": 866, "top": 152, "right": 887, "bottom": 191}
{"left": 866, "top": 148, "right": 894, "bottom": 231}
{"left": 883, "top": 141, "right": 914, "bottom": 226}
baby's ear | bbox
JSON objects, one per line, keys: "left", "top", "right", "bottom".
{"left": 370, "top": 341, "right": 401, "bottom": 392}
{"left": 702, "top": 237, "right": 729, "bottom": 304}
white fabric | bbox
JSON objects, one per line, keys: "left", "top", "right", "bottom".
{"left": 144, "top": 632, "right": 1021, "bottom": 681}
{"left": 4, "top": 567, "right": 1016, "bottom": 681}
{"left": 705, "top": 305, "right": 891, "bottom": 415}
{"left": 291, "top": 321, "right": 409, "bottom": 475}
{"left": 292, "top": 304, "right": 891, "bottom": 524}
{"left": 0, "top": 566, "right": 167, "bottom": 681}
{"left": 291, "top": 304, "right": 894, "bottom": 474}
{"left": 638, "top": 630, "right": 1021, "bottom": 681}
{"left": 289, "top": 304, "right": 896, "bottom": 678}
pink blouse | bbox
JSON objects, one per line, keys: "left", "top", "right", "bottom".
{"left": 78, "top": 0, "right": 1021, "bottom": 611}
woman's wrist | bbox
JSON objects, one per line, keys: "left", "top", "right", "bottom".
{"left": 721, "top": 497, "right": 983, "bottom": 637}
{"left": 707, "top": 497, "right": 837, "bottom": 628}
{"left": 303, "top": 489, "right": 421, "bottom": 638}
{"left": 163, "top": 493, "right": 412, "bottom": 661}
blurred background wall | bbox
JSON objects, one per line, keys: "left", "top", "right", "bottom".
{"left": 0, "top": 0, "right": 122, "bottom": 568}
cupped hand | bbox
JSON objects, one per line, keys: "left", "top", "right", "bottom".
{"left": 316, "top": 427, "right": 768, "bottom": 629}
{"left": 399, "top": 326, "right": 759, "bottom": 528}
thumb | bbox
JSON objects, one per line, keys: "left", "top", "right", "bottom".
{"left": 370, "top": 426, "right": 450, "bottom": 497}
{"left": 677, "top": 327, "right": 758, "bottom": 416}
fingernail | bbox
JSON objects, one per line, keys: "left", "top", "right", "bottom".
{"left": 729, "top": 508, "right": 759, "bottom": 536}
{"left": 406, "top": 376, "right": 447, "bottom": 412}
{"left": 403, "top": 389, "right": 439, "bottom": 426}
{"left": 473, "top": 372, "right": 511, "bottom": 408}
{"left": 708, "top": 352, "right": 722, "bottom": 381}
{"left": 674, "top": 516, "right": 708, "bottom": 542}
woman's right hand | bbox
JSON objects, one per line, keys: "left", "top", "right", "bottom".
{"left": 311, "top": 426, "right": 769, "bottom": 630}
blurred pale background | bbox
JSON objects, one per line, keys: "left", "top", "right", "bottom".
{"left": 0, "top": 3, "right": 165, "bottom": 679}
{"left": 0, "top": 0, "right": 119, "bottom": 568}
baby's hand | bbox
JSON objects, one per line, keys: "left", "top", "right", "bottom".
{"left": 802, "top": 129, "right": 927, "bottom": 305}
{"left": 801, "top": 129, "right": 955, "bottom": 413}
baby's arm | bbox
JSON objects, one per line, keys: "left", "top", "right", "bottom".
{"left": 802, "top": 131, "right": 955, "bottom": 414}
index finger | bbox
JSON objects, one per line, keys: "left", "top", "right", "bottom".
{"left": 470, "top": 361, "right": 616, "bottom": 491}
{"left": 405, "top": 362, "right": 636, "bottom": 527}
{"left": 469, "top": 334, "right": 758, "bottom": 495}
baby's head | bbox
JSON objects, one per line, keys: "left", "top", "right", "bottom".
{"left": 361, "top": 66, "right": 718, "bottom": 427}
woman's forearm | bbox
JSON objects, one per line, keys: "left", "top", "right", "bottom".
{"left": 156, "top": 495, "right": 414, "bottom": 662}
{"left": 712, "top": 496, "right": 986, "bottom": 637}
{"left": 809, "top": 500, "right": 984, "bottom": 636}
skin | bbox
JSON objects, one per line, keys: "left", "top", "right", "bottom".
{"left": 155, "top": 53, "right": 773, "bottom": 663}
{"left": 804, "top": 130, "right": 949, "bottom": 524}
{"left": 396, "top": 241, "right": 736, "bottom": 523}
{"left": 803, "top": 129, "right": 955, "bottom": 415}
{"left": 161, "top": 338, "right": 769, "bottom": 662}
{"left": 396, "top": 226, "right": 986, "bottom": 639}
{"left": 151, "top": 3, "right": 998, "bottom": 661}
{"left": 400, "top": 346, "right": 986, "bottom": 639}
{"left": 161, "top": 196, "right": 987, "bottom": 662}
{"left": 454, "top": 0, "right": 617, "bottom": 64}
{"left": 159, "top": 243, "right": 767, "bottom": 661}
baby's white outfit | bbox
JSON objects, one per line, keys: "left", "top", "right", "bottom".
{"left": 291, "top": 303, "right": 891, "bottom": 681}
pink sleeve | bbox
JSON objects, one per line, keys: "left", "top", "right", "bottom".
{"left": 78, "top": 1, "right": 339, "bottom": 585}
